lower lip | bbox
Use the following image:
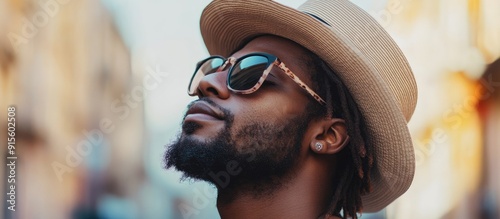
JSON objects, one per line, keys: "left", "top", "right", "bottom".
{"left": 184, "top": 113, "right": 222, "bottom": 122}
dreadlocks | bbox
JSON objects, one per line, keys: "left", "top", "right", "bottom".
{"left": 304, "top": 51, "right": 374, "bottom": 219}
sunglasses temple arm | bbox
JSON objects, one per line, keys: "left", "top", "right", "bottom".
{"left": 276, "top": 61, "right": 327, "bottom": 105}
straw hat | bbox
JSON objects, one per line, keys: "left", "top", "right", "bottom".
{"left": 200, "top": 0, "right": 417, "bottom": 212}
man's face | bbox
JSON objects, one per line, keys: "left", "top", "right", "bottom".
{"left": 165, "top": 35, "right": 318, "bottom": 191}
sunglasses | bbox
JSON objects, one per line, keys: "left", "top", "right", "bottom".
{"left": 188, "top": 52, "right": 326, "bottom": 105}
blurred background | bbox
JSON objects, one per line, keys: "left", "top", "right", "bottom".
{"left": 0, "top": 0, "right": 499, "bottom": 218}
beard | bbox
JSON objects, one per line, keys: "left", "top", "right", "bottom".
{"left": 164, "top": 98, "right": 312, "bottom": 196}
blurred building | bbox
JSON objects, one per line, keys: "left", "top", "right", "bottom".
{"left": 0, "top": 0, "right": 144, "bottom": 218}
{"left": 379, "top": 0, "right": 500, "bottom": 218}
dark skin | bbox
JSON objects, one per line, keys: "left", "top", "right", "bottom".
{"left": 189, "top": 35, "right": 349, "bottom": 219}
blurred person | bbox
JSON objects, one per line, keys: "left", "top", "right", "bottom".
{"left": 478, "top": 58, "right": 500, "bottom": 219}
{"left": 164, "top": 0, "right": 418, "bottom": 218}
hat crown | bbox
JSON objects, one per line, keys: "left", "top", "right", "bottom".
{"left": 299, "top": 0, "right": 417, "bottom": 122}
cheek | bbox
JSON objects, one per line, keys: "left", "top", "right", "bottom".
{"left": 230, "top": 94, "right": 309, "bottom": 129}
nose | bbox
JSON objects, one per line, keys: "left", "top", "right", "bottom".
{"left": 196, "top": 71, "right": 231, "bottom": 99}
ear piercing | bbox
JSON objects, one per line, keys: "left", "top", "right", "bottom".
{"left": 315, "top": 142, "right": 323, "bottom": 151}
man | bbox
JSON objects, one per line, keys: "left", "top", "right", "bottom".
{"left": 165, "top": 0, "right": 417, "bottom": 218}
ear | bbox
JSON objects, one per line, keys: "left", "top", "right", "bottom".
{"left": 308, "top": 118, "right": 350, "bottom": 155}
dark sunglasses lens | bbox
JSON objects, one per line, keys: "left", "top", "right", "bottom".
{"left": 229, "top": 56, "right": 270, "bottom": 91}
{"left": 199, "top": 58, "right": 225, "bottom": 75}
{"left": 188, "top": 57, "right": 224, "bottom": 95}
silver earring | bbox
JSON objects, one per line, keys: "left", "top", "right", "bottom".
{"left": 315, "top": 142, "right": 323, "bottom": 151}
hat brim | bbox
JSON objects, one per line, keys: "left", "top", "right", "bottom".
{"left": 200, "top": 0, "right": 416, "bottom": 212}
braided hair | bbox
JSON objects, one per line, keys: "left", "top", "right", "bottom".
{"left": 304, "top": 51, "right": 374, "bottom": 219}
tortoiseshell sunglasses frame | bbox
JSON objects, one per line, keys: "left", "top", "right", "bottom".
{"left": 188, "top": 52, "right": 326, "bottom": 106}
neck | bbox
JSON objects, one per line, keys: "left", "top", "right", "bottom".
{"left": 216, "top": 155, "right": 338, "bottom": 219}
